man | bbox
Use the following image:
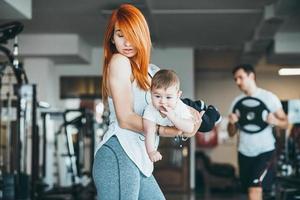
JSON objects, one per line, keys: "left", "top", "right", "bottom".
{"left": 227, "top": 64, "right": 288, "bottom": 200}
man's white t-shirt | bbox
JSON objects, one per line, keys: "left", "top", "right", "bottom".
{"left": 229, "top": 88, "right": 282, "bottom": 157}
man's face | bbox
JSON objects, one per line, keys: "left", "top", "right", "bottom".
{"left": 233, "top": 68, "right": 255, "bottom": 93}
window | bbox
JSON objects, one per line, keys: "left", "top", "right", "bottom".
{"left": 60, "top": 76, "right": 102, "bottom": 99}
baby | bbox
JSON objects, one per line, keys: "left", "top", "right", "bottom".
{"left": 143, "top": 69, "right": 194, "bottom": 162}
{"left": 143, "top": 69, "right": 222, "bottom": 162}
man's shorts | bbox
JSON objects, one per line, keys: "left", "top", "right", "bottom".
{"left": 238, "top": 150, "right": 275, "bottom": 192}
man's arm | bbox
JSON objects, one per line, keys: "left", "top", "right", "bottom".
{"left": 227, "top": 113, "right": 239, "bottom": 137}
{"left": 267, "top": 108, "right": 288, "bottom": 129}
{"left": 227, "top": 123, "right": 238, "bottom": 137}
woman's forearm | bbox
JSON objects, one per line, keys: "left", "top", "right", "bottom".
{"left": 118, "top": 112, "right": 144, "bottom": 133}
{"left": 158, "top": 126, "right": 182, "bottom": 137}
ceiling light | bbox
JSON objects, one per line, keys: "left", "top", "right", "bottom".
{"left": 278, "top": 68, "right": 300, "bottom": 76}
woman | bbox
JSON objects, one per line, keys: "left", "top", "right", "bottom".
{"left": 92, "top": 4, "right": 202, "bottom": 200}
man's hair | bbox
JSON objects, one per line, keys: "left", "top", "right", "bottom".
{"left": 232, "top": 64, "right": 256, "bottom": 76}
{"left": 151, "top": 69, "right": 180, "bottom": 90}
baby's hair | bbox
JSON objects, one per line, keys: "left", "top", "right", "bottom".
{"left": 151, "top": 69, "right": 180, "bottom": 90}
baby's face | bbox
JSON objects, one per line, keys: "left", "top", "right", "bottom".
{"left": 151, "top": 85, "right": 181, "bottom": 112}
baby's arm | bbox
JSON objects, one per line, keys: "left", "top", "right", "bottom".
{"left": 169, "top": 116, "right": 194, "bottom": 133}
{"left": 161, "top": 106, "right": 194, "bottom": 133}
{"left": 143, "top": 119, "right": 162, "bottom": 162}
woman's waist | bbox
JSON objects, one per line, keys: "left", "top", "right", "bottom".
{"left": 107, "top": 121, "right": 143, "bottom": 135}
{"left": 95, "top": 123, "right": 144, "bottom": 155}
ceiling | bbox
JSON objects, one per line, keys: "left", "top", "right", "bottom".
{"left": 1, "top": 0, "right": 300, "bottom": 67}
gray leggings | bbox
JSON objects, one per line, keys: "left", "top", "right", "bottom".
{"left": 92, "top": 136, "right": 165, "bottom": 200}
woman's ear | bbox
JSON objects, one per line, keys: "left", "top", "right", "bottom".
{"left": 111, "top": 39, "right": 115, "bottom": 44}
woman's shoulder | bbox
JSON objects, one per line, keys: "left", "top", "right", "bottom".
{"left": 109, "top": 54, "right": 132, "bottom": 75}
{"left": 110, "top": 53, "right": 131, "bottom": 66}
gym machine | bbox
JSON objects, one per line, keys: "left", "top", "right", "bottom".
{"left": 275, "top": 100, "right": 300, "bottom": 200}
{"left": 36, "top": 108, "right": 96, "bottom": 200}
{"left": 0, "top": 21, "right": 39, "bottom": 200}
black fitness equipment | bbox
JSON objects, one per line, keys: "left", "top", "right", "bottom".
{"left": 0, "top": 21, "right": 38, "bottom": 200}
{"left": 36, "top": 109, "right": 96, "bottom": 200}
{"left": 275, "top": 123, "right": 300, "bottom": 199}
{"left": 0, "top": 21, "right": 23, "bottom": 44}
{"left": 232, "top": 96, "right": 270, "bottom": 134}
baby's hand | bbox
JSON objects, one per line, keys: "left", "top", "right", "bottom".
{"left": 148, "top": 150, "right": 162, "bottom": 162}
{"left": 160, "top": 105, "right": 176, "bottom": 120}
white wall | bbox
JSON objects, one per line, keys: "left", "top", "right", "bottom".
{"left": 151, "top": 48, "right": 195, "bottom": 98}
{"left": 24, "top": 58, "right": 57, "bottom": 106}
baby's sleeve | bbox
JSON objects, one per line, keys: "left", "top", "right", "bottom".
{"left": 143, "top": 104, "right": 157, "bottom": 123}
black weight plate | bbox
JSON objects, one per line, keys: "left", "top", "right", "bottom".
{"left": 233, "top": 96, "right": 269, "bottom": 134}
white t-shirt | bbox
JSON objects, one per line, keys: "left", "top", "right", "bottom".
{"left": 229, "top": 88, "right": 282, "bottom": 157}
{"left": 143, "top": 100, "right": 192, "bottom": 126}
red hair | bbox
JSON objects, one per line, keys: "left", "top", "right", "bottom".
{"left": 102, "top": 4, "right": 152, "bottom": 101}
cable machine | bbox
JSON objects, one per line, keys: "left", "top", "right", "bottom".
{"left": 0, "top": 21, "right": 38, "bottom": 200}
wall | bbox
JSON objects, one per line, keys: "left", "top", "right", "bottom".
{"left": 152, "top": 48, "right": 194, "bottom": 99}
{"left": 24, "top": 58, "right": 57, "bottom": 105}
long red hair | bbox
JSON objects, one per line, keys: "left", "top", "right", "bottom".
{"left": 102, "top": 4, "right": 152, "bottom": 101}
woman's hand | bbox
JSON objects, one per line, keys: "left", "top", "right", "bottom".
{"left": 182, "top": 107, "right": 204, "bottom": 137}
{"left": 158, "top": 107, "right": 204, "bottom": 138}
